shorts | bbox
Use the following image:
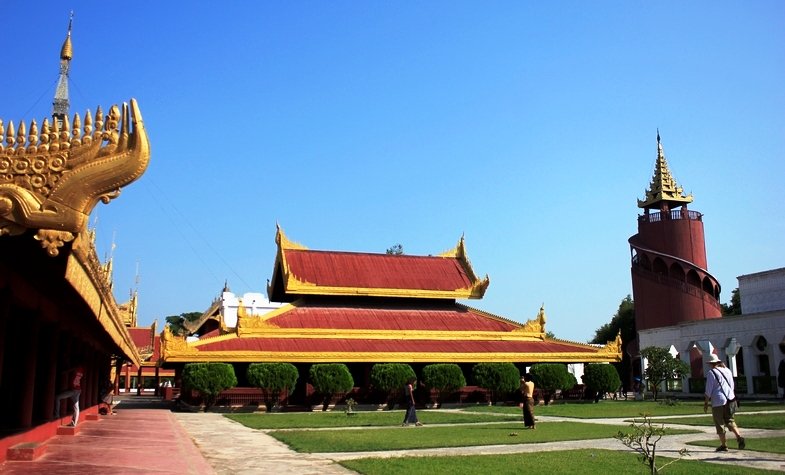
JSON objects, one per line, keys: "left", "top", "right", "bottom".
{"left": 711, "top": 403, "right": 737, "bottom": 435}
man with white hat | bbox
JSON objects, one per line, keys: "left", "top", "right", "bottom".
{"left": 704, "top": 354, "right": 745, "bottom": 452}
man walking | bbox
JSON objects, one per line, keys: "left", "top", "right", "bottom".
{"left": 704, "top": 354, "right": 744, "bottom": 452}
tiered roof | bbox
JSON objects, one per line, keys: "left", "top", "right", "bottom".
{"left": 161, "top": 227, "right": 622, "bottom": 364}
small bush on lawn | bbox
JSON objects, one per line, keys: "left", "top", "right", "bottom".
{"left": 471, "top": 363, "right": 520, "bottom": 404}
{"left": 529, "top": 363, "right": 573, "bottom": 404}
{"left": 370, "top": 363, "right": 415, "bottom": 409}
{"left": 423, "top": 364, "right": 466, "bottom": 407}
{"left": 247, "top": 362, "right": 299, "bottom": 412}
{"left": 182, "top": 363, "right": 237, "bottom": 409}
{"left": 583, "top": 364, "right": 622, "bottom": 403}
{"left": 309, "top": 363, "right": 354, "bottom": 411}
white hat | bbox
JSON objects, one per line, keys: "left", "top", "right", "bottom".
{"left": 708, "top": 354, "right": 722, "bottom": 364}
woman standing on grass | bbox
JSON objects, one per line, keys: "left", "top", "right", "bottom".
{"left": 521, "top": 374, "right": 536, "bottom": 429}
{"left": 402, "top": 377, "right": 423, "bottom": 426}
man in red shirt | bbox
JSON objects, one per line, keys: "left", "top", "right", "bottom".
{"left": 54, "top": 366, "right": 84, "bottom": 426}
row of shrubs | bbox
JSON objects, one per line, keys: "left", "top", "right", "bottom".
{"left": 182, "top": 362, "right": 621, "bottom": 410}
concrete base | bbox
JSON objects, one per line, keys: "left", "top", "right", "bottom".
{"left": 7, "top": 442, "right": 47, "bottom": 461}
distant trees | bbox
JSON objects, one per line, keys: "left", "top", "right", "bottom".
{"left": 182, "top": 363, "right": 237, "bottom": 409}
{"left": 591, "top": 295, "right": 636, "bottom": 390}
{"left": 472, "top": 363, "right": 520, "bottom": 404}
{"left": 721, "top": 288, "right": 741, "bottom": 316}
{"left": 386, "top": 244, "right": 404, "bottom": 255}
{"left": 165, "top": 311, "right": 202, "bottom": 336}
{"left": 640, "top": 346, "right": 689, "bottom": 401}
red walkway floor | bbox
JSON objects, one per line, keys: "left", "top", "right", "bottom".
{"left": 0, "top": 403, "right": 214, "bottom": 474}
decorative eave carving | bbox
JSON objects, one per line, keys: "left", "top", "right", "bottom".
{"left": 638, "top": 133, "right": 693, "bottom": 209}
{"left": 161, "top": 325, "right": 198, "bottom": 359}
{"left": 236, "top": 300, "right": 281, "bottom": 337}
{"left": 598, "top": 330, "right": 623, "bottom": 359}
{"left": 439, "top": 234, "right": 490, "bottom": 299}
{"left": 0, "top": 99, "right": 150, "bottom": 256}
{"left": 65, "top": 231, "right": 141, "bottom": 366}
{"left": 512, "top": 305, "right": 547, "bottom": 337}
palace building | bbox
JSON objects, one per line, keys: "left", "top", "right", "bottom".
{"left": 0, "top": 16, "right": 150, "bottom": 460}
{"left": 161, "top": 226, "right": 622, "bottom": 406}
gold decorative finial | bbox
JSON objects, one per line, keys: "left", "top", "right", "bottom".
{"left": 637, "top": 131, "right": 693, "bottom": 209}
{"left": 60, "top": 12, "right": 74, "bottom": 61}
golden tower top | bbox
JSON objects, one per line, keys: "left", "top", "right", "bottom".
{"left": 637, "top": 131, "right": 693, "bottom": 210}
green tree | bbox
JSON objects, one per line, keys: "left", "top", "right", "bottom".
{"left": 591, "top": 295, "right": 636, "bottom": 391}
{"left": 584, "top": 364, "right": 622, "bottom": 403}
{"left": 182, "top": 363, "right": 237, "bottom": 409}
{"left": 165, "top": 311, "right": 202, "bottom": 336}
{"left": 721, "top": 288, "right": 741, "bottom": 316}
{"left": 422, "top": 364, "right": 466, "bottom": 407}
{"left": 246, "top": 363, "right": 299, "bottom": 412}
{"left": 386, "top": 243, "right": 404, "bottom": 255}
{"left": 370, "top": 363, "right": 415, "bottom": 409}
{"left": 309, "top": 364, "right": 355, "bottom": 411}
{"left": 529, "top": 363, "right": 573, "bottom": 404}
{"left": 640, "top": 346, "right": 689, "bottom": 401}
{"left": 471, "top": 363, "right": 520, "bottom": 404}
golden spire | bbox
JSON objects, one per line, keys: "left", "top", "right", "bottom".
{"left": 637, "top": 131, "right": 693, "bottom": 209}
{"left": 60, "top": 11, "right": 73, "bottom": 60}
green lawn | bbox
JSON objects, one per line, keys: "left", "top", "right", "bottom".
{"left": 461, "top": 400, "right": 784, "bottom": 418}
{"left": 226, "top": 410, "right": 519, "bottom": 429}
{"left": 688, "top": 436, "right": 785, "bottom": 454}
{"left": 648, "top": 413, "right": 785, "bottom": 430}
{"left": 340, "top": 449, "right": 778, "bottom": 475}
{"left": 267, "top": 421, "right": 696, "bottom": 453}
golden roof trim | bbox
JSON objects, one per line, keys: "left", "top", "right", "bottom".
{"left": 162, "top": 350, "right": 621, "bottom": 364}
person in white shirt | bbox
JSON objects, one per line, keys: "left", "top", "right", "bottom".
{"left": 704, "top": 354, "right": 745, "bottom": 452}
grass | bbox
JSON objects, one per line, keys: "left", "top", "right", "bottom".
{"left": 226, "top": 410, "right": 520, "bottom": 429}
{"left": 461, "top": 400, "right": 784, "bottom": 418}
{"left": 648, "top": 413, "right": 785, "bottom": 430}
{"left": 267, "top": 421, "right": 696, "bottom": 453}
{"left": 688, "top": 436, "right": 785, "bottom": 454}
{"left": 339, "top": 449, "right": 778, "bottom": 475}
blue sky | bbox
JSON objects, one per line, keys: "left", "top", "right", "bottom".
{"left": 2, "top": 2, "right": 783, "bottom": 342}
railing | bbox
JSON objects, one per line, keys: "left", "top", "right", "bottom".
{"left": 631, "top": 266, "right": 722, "bottom": 308}
{"left": 638, "top": 210, "right": 702, "bottom": 223}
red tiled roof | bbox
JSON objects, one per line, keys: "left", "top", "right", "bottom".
{"left": 284, "top": 249, "right": 473, "bottom": 292}
{"left": 267, "top": 302, "right": 518, "bottom": 332}
{"left": 128, "top": 327, "right": 153, "bottom": 348}
{"left": 195, "top": 337, "right": 597, "bottom": 354}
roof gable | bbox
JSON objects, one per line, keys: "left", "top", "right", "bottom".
{"left": 268, "top": 226, "right": 489, "bottom": 301}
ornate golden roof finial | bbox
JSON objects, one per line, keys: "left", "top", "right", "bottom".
{"left": 637, "top": 131, "right": 693, "bottom": 209}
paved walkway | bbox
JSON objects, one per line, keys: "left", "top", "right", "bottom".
{"left": 175, "top": 411, "right": 785, "bottom": 473}
{"left": 3, "top": 399, "right": 784, "bottom": 474}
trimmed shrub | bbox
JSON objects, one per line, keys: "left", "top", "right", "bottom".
{"left": 422, "top": 364, "right": 466, "bottom": 407}
{"left": 309, "top": 363, "right": 355, "bottom": 411}
{"left": 584, "top": 364, "right": 622, "bottom": 402}
{"left": 247, "top": 363, "right": 299, "bottom": 412}
{"left": 529, "top": 363, "right": 573, "bottom": 404}
{"left": 182, "top": 363, "right": 237, "bottom": 409}
{"left": 370, "top": 363, "right": 415, "bottom": 409}
{"left": 471, "top": 363, "right": 520, "bottom": 404}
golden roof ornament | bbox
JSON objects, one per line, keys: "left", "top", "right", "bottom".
{"left": 0, "top": 100, "right": 150, "bottom": 255}
{"left": 637, "top": 131, "right": 693, "bottom": 209}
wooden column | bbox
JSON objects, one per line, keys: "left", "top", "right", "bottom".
{"left": 38, "top": 325, "right": 59, "bottom": 422}
{"left": 18, "top": 312, "right": 40, "bottom": 428}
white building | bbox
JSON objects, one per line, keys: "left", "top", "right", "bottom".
{"left": 639, "top": 267, "right": 785, "bottom": 398}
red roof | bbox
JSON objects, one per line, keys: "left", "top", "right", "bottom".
{"left": 267, "top": 302, "right": 518, "bottom": 332}
{"left": 268, "top": 227, "right": 488, "bottom": 301}
{"left": 128, "top": 327, "right": 153, "bottom": 348}
{"left": 285, "top": 250, "right": 473, "bottom": 291}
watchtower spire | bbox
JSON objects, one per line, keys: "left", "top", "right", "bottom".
{"left": 52, "top": 11, "right": 74, "bottom": 123}
{"left": 637, "top": 131, "right": 693, "bottom": 211}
